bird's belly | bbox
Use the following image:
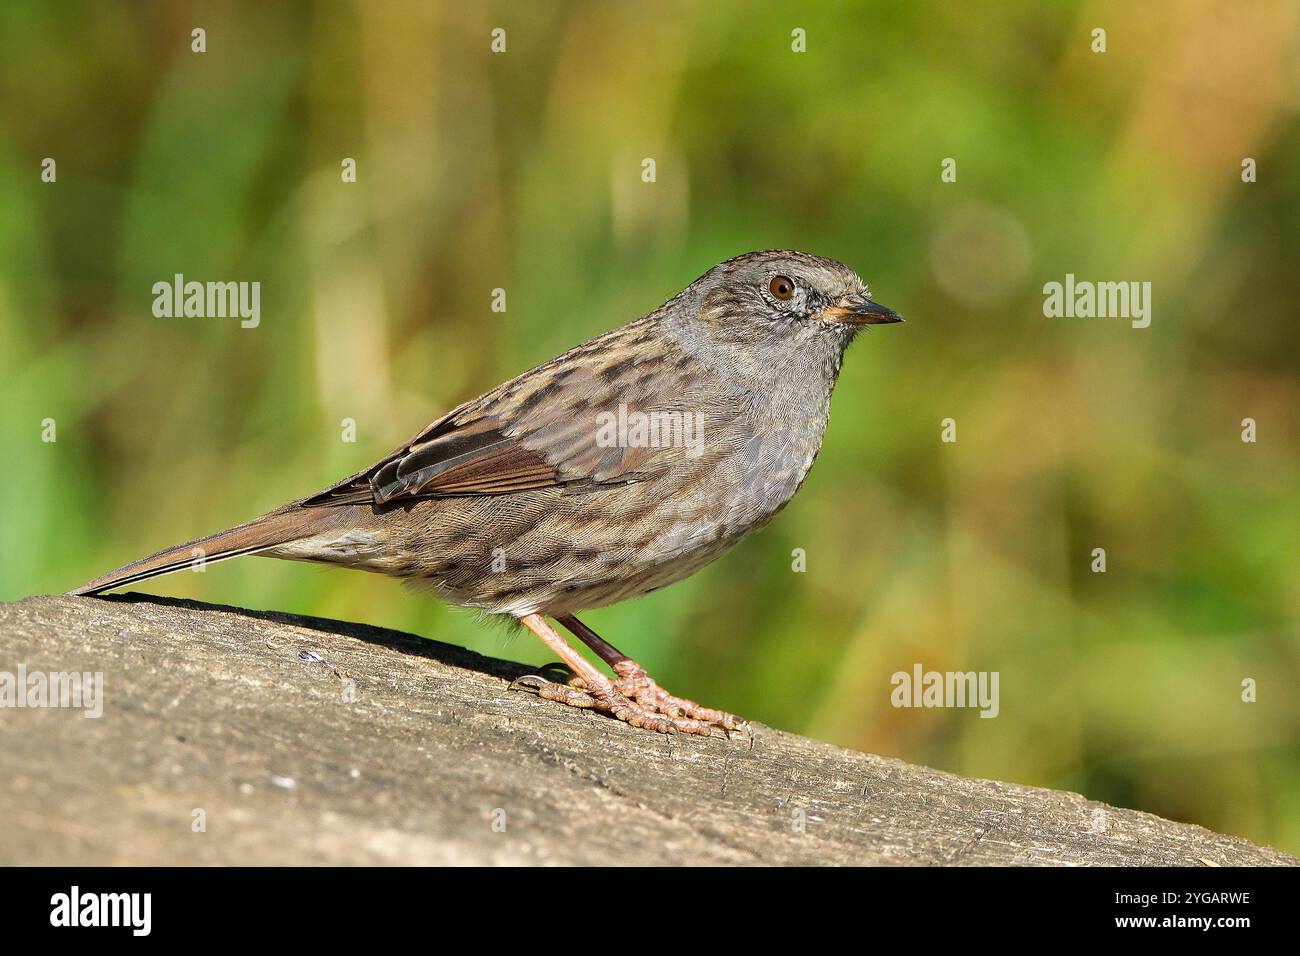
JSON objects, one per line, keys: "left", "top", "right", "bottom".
{"left": 506, "top": 434, "right": 816, "bottom": 616}
{"left": 356, "top": 423, "right": 823, "bottom": 618}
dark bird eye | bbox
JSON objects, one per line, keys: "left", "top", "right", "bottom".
{"left": 769, "top": 275, "right": 795, "bottom": 301}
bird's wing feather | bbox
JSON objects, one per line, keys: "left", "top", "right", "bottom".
{"left": 305, "top": 319, "right": 738, "bottom": 506}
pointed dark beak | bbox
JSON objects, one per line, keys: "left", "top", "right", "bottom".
{"left": 822, "top": 294, "right": 904, "bottom": 327}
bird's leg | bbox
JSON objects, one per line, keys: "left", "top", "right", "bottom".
{"left": 556, "top": 615, "right": 744, "bottom": 731}
{"left": 510, "top": 613, "right": 711, "bottom": 735}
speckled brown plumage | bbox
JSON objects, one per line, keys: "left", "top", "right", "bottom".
{"left": 72, "top": 250, "right": 903, "bottom": 734}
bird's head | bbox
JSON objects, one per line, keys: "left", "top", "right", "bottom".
{"left": 690, "top": 250, "right": 903, "bottom": 350}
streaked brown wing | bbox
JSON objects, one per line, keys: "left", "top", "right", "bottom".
{"left": 370, "top": 414, "right": 558, "bottom": 500}
{"left": 306, "top": 318, "right": 737, "bottom": 507}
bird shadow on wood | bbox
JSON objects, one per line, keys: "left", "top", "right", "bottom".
{"left": 97, "top": 592, "right": 533, "bottom": 683}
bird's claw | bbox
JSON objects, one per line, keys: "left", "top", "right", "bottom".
{"left": 610, "top": 660, "right": 745, "bottom": 731}
{"left": 507, "top": 674, "right": 550, "bottom": 696}
{"left": 509, "top": 663, "right": 741, "bottom": 737}
{"left": 508, "top": 662, "right": 577, "bottom": 694}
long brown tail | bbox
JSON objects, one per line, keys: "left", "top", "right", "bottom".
{"left": 69, "top": 507, "right": 328, "bottom": 596}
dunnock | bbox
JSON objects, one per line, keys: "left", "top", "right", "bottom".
{"left": 73, "top": 250, "right": 903, "bottom": 734}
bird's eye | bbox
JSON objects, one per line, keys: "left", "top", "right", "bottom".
{"left": 769, "top": 275, "right": 795, "bottom": 301}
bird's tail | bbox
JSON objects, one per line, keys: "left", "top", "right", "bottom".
{"left": 68, "top": 507, "right": 328, "bottom": 596}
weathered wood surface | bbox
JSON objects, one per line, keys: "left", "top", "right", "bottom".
{"left": 0, "top": 594, "right": 1292, "bottom": 866}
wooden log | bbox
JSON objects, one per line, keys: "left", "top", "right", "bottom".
{"left": 0, "top": 594, "right": 1292, "bottom": 866}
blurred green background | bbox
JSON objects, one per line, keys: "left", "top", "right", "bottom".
{"left": 2, "top": 0, "right": 1297, "bottom": 854}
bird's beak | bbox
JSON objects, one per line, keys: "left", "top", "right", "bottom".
{"left": 822, "top": 294, "right": 904, "bottom": 327}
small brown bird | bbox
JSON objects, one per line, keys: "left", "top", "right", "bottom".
{"left": 73, "top": 250, "right": 902, "bottom": 734}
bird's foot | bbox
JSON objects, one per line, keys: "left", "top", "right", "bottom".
{"left": 510, "top": 663, "right": 742, "bottom": 735}
{"left": 609, "top": 660, "right": 745, "bottom": 731}
{"left": 510, "top": 672, "right": 711, "bottom": 734}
